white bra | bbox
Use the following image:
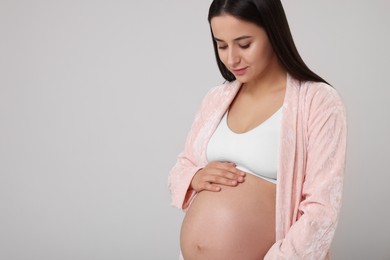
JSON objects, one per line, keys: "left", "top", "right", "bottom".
{"left": 206, "top": 107, "right": 282, "bottom": 184}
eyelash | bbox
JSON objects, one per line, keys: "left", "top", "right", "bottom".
{"left": 218, "top": 44, "right": 251, "bottom": 50}
{"left": 240, "top": 44, "right": 250, "bottom": 49}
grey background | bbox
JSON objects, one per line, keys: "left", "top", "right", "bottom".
{"left": 0, "top": 1, "right": 389, "bottom": 259}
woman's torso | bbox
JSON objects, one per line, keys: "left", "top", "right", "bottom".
{"left": 180, "top": 87, "right": 285, "bottom": 259}
{"left": 180, "top": 172, "right": 276, "bottom": 260}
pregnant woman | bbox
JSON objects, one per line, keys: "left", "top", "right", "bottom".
{"left": 168, "top": 0, "right": 347, "bottom": 259}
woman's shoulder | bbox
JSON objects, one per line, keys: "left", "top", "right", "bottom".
{"left": 299, "top": 80, "right": 345, "bottom": 109}
{"left": 200, "top": 80, "right": 241, "bottom": 103}
{"left": 296, "top": 81, "right": 347, "bottom": 127}
{"left": 205, "top": 80, "right": 240, "bottom": 97}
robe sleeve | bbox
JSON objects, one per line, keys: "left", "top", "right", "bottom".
{"left": 265, "top": 87, "right": 348, "bottom": 259}
{"left": 168, "top": 87, "right": 217, "bottom": 210}
{"left": 168, "top": 151, "right": 202, "bottom": 210}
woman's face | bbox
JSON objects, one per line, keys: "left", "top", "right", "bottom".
{"left": 210, "top": 15, "right": 278, "bottom": 84}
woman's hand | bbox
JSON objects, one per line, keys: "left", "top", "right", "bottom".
{"left": 190, "top": 161, "right": 246, "bottom": 192}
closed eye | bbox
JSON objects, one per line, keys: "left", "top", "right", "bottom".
{"left": 239, "top": 44, "right": 250, "bottom": 49}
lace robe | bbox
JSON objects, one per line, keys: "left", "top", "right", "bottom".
{"left": 168, "top": 73, "right": 347, "bottom": 260}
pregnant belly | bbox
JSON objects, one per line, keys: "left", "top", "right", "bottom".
{"left": 180, "top": 173, "right": 276, "bottom": 260}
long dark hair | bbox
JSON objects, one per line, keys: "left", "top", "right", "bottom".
{"left": 208, "top": 0, "right": 328, "bottom": 84}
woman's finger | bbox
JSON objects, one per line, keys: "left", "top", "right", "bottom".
{"left": 210, "top": 161, "right": 245, "bottom": 177}
{"left": 191, "top": 161, "right": 246, "bottom": 192}
{"left": 206, "top": 174, "right": 240, "bottom": 186}
{"left": 206, "top": 167, "right": 245, "bottom": 182}
{"left": 202, "top": 182, "right": 221, "bottom": 192}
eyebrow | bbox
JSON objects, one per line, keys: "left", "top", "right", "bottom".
{"left": 214, "top": 36, "right": 252, "bottom": 42}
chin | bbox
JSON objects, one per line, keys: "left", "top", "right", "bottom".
{"left": 233, "top": 76, "right": 250, "bottom": 84}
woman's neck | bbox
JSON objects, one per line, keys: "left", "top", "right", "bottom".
{"left": 241, "top": 58, "right": 287, "bottom": 97}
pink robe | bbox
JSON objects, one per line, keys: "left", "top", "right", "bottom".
{"left": 168, "top": 73, "right": 347, "bottom": 260}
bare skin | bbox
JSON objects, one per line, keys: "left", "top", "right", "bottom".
{"left": 181, "top": 172, "right": 276, "bottom": 260}
{"left": 180, "top": 14, "right": 287, "bottom": 259}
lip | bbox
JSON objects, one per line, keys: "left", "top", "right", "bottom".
{"left": 231, "top": 67, "right": 248, "bottom": 76}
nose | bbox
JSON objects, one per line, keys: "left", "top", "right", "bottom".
{"left": 227, "top": 48, "right": 240, "bottom": 68}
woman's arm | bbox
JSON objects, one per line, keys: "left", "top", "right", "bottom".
{"left": 168, "top": 84, "right": 244, "bottom": 210}
{"left": 168, "top": 152, "right": 203, "bottom": 210}
{"left": 168, "top": 86, "right": 218, "bottom": 210}
{"left": 168, "top": 113, "right": 205, "bottom": 210}
{"left": 265, "top": 87, "right": 347, "bottom": 259}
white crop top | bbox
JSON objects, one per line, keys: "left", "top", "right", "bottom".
{"left": 206, "top": 108, "right": 282, "bottom": 184}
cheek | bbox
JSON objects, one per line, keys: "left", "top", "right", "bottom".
{"left": 248, "top": 45, "right": 273, "bottom": 66}
{"left": 217, "top": 50, "right": 228, "bottom": 65}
